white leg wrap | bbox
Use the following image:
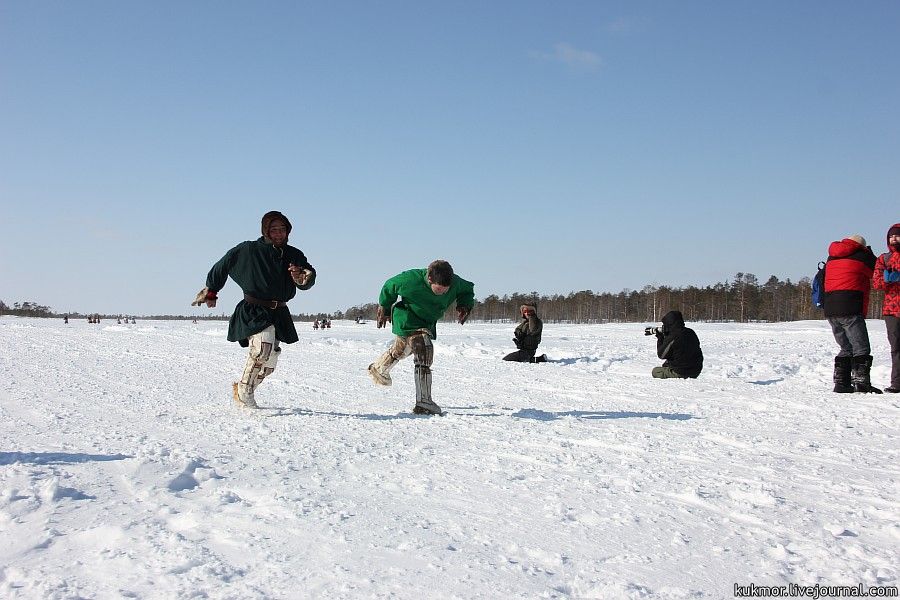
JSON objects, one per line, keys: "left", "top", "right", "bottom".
{"left": 237, "top": 326, "right": 277, "bottom": 407}
{"left": 368, "top": 336, "right": 412, "bottom": 386}
{"left": 257, "top": 343, "right": 280, "bottom": 383}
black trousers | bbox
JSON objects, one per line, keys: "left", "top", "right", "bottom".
{"left": 503, "top": 349, "right": 535, "bottom": 362}
{"left": 886, "top": 315, "right": 900, "bottom": 388}
{"left": 827, "top": 315, "right": 871, "bottom": 357}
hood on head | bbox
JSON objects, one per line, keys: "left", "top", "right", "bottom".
{"left": 887, "top": 222, "right": 900, "bottom": 251}
{"left": 261, "top": 211, "right": 292, "bottom": 240}
{"left": 829, "top": 236, "right": 868, "bottom": 258}
{"left": 661, "top": 310, "right": 685, "bottom": 330}
{"left": 520, "top": 303, "right": 537, "bottom": 315}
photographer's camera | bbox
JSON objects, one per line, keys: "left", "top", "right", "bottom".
{"left": 644, "top": 326, "right": 662, "bottom": 336}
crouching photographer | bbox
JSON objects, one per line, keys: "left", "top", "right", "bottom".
{"left": 648, "top": 310, "right": 703, "bottom": 379}
{"left": 503, "top": 304, "right": 547, "bottom": 363}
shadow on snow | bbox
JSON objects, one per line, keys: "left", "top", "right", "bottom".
{"left": 256, "top": 407, "right": 693, "bottom": 421}
{"left": 550, "top": 355, "right": 631, "bottom": 366}
{"left": 512, "top": 409, "right": 694, "bottom": 421}
{"left": 259, "top": 408, "right": 446, "bottom": 420}
{"left": 0, "top": 452, "right": 133, "bottom": 466}
{"left": 749, "top": 378, "right": 785, "bottom": 385}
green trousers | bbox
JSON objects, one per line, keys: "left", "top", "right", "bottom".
{"left": 651, "top": 366, "right": 684, "bottom": 379}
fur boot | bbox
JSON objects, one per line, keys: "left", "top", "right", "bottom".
{"left": 368, "top": 351, "right": 401, "bottom": 386}
{"left": 851, "top": 355, "right": 882, "bottom": 394}
{"left": 369, "top": 335, "right": 415, "bottom": 386}
{"left": 833, "top": 356, "right": 853, "bottom": 393}
{"left": 233, "top": 381, "right": 258, "bottom": 409}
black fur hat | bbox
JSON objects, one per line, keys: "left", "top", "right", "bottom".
{"left": 888, "top": 224, "right": 900, "bottom": 243}
{"left": 261, "top": 211, "right": 292, "bottom": 239}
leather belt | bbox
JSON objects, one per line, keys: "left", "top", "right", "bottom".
{"left": 243, "top": 294, "right": 287, "bottom": 309}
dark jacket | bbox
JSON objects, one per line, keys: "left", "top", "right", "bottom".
{"left": 514, "top": 314, "right": 543, "bottom": 353}
{"left": 206, "top": 237, "right": 316, "bottom": 345}
{"left": 823, "top": 238, "right": 876, "bottom": 318}
{"left": 656, "top": 310, "right": 703, "bottom": 378}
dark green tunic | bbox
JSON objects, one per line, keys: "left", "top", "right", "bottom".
{"left": 206, "top": 237, "right": 316, "bottom": 345}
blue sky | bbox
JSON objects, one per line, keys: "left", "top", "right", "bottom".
{"left": 1, "top": 1, "right": 898, "bottom": 316}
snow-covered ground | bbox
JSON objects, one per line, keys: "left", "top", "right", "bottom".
{"left": 1, "top": 316, "right": 897, "bottom": 599}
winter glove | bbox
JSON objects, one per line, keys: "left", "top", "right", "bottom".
{"left": 456, "top": 306, "right": 471, "bottom": 325}
{"left": 191, "top": 287, "right": 217, "bottom": 308}
{"left": 288, "top": 263, "right": 313, "bottom": 287}
{"left": 884, "top": 270, "right": 900, "bottom": 283}
{"left": 376, "top": 305, "right": 391, "bottom": 329}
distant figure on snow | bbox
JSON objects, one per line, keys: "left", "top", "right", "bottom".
{"left": 872, "top": 222, "right": 900, "bottom": 393}
{"left": 825, "top": 234, "right": 880, "bottom": 393}
{"left": 503, "top": 303, "right": 547, "bottom": 363}
{"left": 651, "top": 310, "right": 703, "bottom": 379}
{"left": 367, "top": 259, "right": 474, "bottom": 415}
{"left": 191, "top": 210, "right": 316, "bottom": 409}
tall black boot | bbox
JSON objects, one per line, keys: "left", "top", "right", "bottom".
{"left": 833, "top": 356, "right": 853, "bottom": 393}
{"left": 851, "top": 355, "right": 882, "bottom": 394}
{"left": 412, "top": 364, "right": 441, "bottom": 414}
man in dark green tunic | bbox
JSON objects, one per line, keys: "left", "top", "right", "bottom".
{"left": 192, "top": 211, "right": 316, "bottom": 408}
{"left": 367, "top": 260, "right": 475, "bottom": 415}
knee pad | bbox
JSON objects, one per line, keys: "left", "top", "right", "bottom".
{"left": 410, "top": 333, "right": 433, "bottom": 368}
{"left": 259, "top": 346, "right": 280, "bottom": 381}
{"left": 389, "top": 336, "right": 413, "bottom": 361}
{"left": 264, "top": 345, "right": 280, "bottom": 369}
{"left": 249, "top": 327, "right": 277, "bottom": 363}
{"left": 414, "top": 363, "right": 432, "bottom": 377}
{"left": 242, "top": 327, "right": 277, "bottom": 386}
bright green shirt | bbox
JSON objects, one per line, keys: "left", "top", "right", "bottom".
{"left": 378, "top": 268, "right": 475, "bottom": 338}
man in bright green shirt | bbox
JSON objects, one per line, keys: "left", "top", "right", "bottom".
{"left": 368, "top": 260, "right": 475, "bottom": 415}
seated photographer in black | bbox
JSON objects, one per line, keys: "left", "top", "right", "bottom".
{"left": 650, "top": 310, "right": 703, "bottom": 379}
{"left": 503, "top": 303, "right": 547, "bottom": 363}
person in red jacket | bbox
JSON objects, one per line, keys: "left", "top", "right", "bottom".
{"left": 872, "top": 223, "right": 900, "bottom": 393}
{"left": 824, "top": 234, "right": 880, "bottom": 393}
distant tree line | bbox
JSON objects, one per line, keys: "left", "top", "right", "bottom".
{"left": 1, "top": 273, "right": 887, "bottom": 324}
{"left": 0, "top": 300, "right": 54, "bottom": 317}
{"left": 328, "top": 273, "right": 887, "bottom": 324}
{"left": 0, "top": 301, "right": 230, "bottom": 321}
